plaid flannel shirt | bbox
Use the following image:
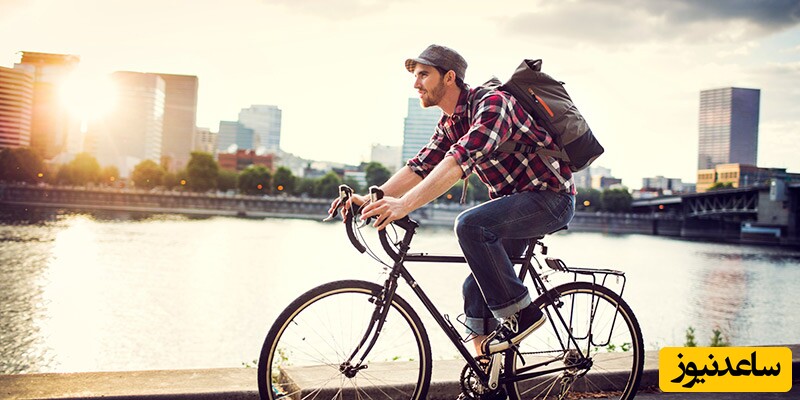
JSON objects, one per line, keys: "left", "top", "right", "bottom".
{"left": 407, "top": 85, "right": 575, "bottom": 199}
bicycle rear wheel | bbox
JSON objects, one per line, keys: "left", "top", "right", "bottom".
{"left": 505, "top": 281, "right": 644, "bottom": 400}
{"left": 257, "top": 280, "right": 432, "bottom": 400}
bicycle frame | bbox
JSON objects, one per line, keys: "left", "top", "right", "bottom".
{"left": 346, "top": 219, "right": 595, "bottom": 387}
{"left": 335, "top": 185, "right": 626, "bottom": 390}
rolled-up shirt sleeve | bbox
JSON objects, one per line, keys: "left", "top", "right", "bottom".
{"left": 446, "top": 93, "right": 514, "bottom": 177}
{"left": 406, "top": 124, "right": 452, "bottom": 179}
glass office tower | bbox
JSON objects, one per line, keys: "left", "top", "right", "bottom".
{"left": 697, "top": 87, "right": 760, "bottom": 170}
{"left": 401, "top": 98, "right": 442, "bottom": 163}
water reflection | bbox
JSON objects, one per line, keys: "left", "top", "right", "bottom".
{"left": 0, "top": 220, "right": 56, "bottom": 373}
{"left": 1, "top": 210, "right": 799, "bottom": 374}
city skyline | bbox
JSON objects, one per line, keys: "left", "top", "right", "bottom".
{"left": 1, "top": 0, "right": 799, "bottom": 187}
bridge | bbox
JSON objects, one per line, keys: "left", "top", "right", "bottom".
{"left": 631, "top": 183, "right": 800, "bottom": 245}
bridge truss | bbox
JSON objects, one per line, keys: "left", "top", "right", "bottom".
{"left": 683, "top": 189, "right": 758, "bottom": 217}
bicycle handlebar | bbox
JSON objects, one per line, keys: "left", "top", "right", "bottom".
{"left": 325, "top": 184, "right": 418, "bottom": 261}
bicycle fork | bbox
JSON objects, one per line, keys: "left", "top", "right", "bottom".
{"left": 340, "top": 274, "right": 401, "bottom": 377}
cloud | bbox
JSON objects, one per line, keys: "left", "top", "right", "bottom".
{"left": 501, "top": 0, "right": 800, "bottom": 45}
{"left": 650, "top": 0, "right": 800, "bottom": 30}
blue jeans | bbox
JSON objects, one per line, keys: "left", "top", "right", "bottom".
{"left": 455, "top": 190, "right": 575, "bottom": 335}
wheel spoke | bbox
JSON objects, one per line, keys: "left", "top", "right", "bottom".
{"left": 258, "top": 281, "right": 431, "bottom": 400}
{"left": 507, "top": 282, "right": 643, "bottom": 400}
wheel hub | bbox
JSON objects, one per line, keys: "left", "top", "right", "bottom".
{"left": 339, "top": 362, "right": 368, "bottom": 378}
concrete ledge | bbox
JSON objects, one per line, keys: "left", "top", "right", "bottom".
{"left": 1, "top": 346, "right": 796, "bottom": 399}
{"left": 0, "top": 368, "right": 259, "bottom": 400}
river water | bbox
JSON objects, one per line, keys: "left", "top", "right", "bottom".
{"left": 1, "top": 209, "right": 799, "bottom": 374}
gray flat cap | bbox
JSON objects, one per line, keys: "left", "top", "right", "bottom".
{"left": 405, "top": 44, "right": 467, "bottom": 82}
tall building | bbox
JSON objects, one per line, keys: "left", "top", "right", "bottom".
{"left": 13, "top": 51, "right": 81, "bottom": 160}
{"left": 401, "top": 98, "right": 441, "bottom": 163}
{"left": 157, "top": 74, "right": 198, "bottom": 172}
{"left": 217, "top": 121, "right": 255, "bottom": 152}
{"left": 91, "top": 72, "right": 165, "bottom": 177}
{"left": 193, "top": 127, "right": 217, "bottom": 154}
{"left": 0, "top": 66, "right": 34, "bottom": 149}
{"left": 238, "top": 105, "right": 282, "bottom": 151}
{"left": 697, "top": 87, "right": 760, "bottom": 170}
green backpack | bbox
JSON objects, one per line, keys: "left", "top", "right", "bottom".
{"left": 474, "top": 59, "right": 604, "bottom": 172}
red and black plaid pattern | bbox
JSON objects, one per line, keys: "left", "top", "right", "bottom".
{"left": 407, "top": 86, "right": 575, "bottom": 199}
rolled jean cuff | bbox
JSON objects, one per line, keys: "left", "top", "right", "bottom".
{"left": 490, "top": 293, "right": 532, "bottom": 320}
{"left": 464, "top": 316, "right": 500, "bottom": 336}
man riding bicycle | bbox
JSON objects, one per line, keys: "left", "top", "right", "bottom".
{"left": 331, "top": 43, "right": 576, "bottom": 382}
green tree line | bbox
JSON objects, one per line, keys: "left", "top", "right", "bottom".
{"left": 576, "top": 187, "right": 634, "bottom": 213}
{"left": 1, "top": 147, "right": 633, "bottom": 210}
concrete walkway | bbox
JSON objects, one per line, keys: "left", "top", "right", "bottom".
{"left": 1, "top": 346, "right": 796, "bottom": 399}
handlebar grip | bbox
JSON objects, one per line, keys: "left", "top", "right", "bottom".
{"left": 369, "top": 186, "right": 383, "bottom": 203}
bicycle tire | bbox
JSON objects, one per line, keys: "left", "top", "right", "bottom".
{"left": 505, "top": 281, "right": 644, "bottom": 400}
{"left": 257, "top": 280, "right": 432, "bottom": 400}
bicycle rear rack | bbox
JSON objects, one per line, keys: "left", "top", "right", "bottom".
{"left": 541, "top": 257, "right": 627, "bottom": 299}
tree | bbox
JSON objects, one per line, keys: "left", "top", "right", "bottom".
{"left": 131, "top": 160, "right": 166, "bottom": 189}
{"left": 57, "top": 152, "right": 101, "bottom": 185}
{"left": 708, "top": 182, "right": 734, "bottom": 191}
{"left": 576, "top": 188, "right": 602, "bottom": 211}
{"left": 217, "top": 169, "right": 238, "bottom": 192}
{"left": 466, "top": 174, "right": 490, "bottom": 203}
{"left": 440, "top": 174, "right": 490, "bottom": 204}
{"left": 162, "top": 171, "right": 182, "bottom": 190}
{"left": 365, "top": 162, "right": 391, "bottom": 188}
{"left": 238, "top": 165, "right": 272, "bottom": 195}
{"left": 185, "top": 152, "right": 218, "bottom": 192}
{"left": 342, "top": 177, "right": 362, "bottom": 194}
{"left": 316, "top": 171, "right": 342, "bottom": 198}
{"left": 99, "top": 165, "right": 120, "bottom": 186}
{"left": 600, "top": 188, "right": 632, "bottom": 213}
{"left": 296, "top": 178, "right": 317, "bottom": 197}
{"left": 0, "top": 147, "right": 45, "bottom": 183}
{"left": 273, "top": 167, "right": 296, "bottom": 195}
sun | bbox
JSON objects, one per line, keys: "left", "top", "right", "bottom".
{"left": 59, "top": 69, "right": 118, "bottom": 125}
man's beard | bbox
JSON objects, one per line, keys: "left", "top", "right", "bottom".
{"left": 420, "top": 80, "right": 446, "bottom": 108}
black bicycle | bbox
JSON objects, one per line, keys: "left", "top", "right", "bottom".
{"left": 258, "top": 185, "right": 644, "bottom": 400}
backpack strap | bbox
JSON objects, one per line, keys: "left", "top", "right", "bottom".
{"left": 496, "top": 140, "right": 570, "bottom": 162}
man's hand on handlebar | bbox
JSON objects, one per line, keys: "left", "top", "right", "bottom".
{"left": 327, "top": 192, "right": 369, "bottom": 222}
{"left": 360, "top": 195, "right": 410, "bottom": 231}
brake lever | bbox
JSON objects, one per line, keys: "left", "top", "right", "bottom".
{"left": 356, "top": 186, "right": 384, "bottom": 228}
{"left": 322, "top": 184, "right": 353, "bottom": 222}
{"left": 322, "top": 202, "right": 341, "bottom": 222}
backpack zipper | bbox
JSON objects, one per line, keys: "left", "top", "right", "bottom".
{"left": 528, "top": 87, "right": 555, "bottom": 118}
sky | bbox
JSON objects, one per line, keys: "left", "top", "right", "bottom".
{"left": 1, "top": 0, "right": 799, "bottom": 187}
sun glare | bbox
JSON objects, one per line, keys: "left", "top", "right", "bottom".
{"left": 59, "top": 70, "right": 118, "bottom": 124}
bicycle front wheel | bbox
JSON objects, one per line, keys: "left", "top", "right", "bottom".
{"left": 505, "top": 281, "right": 644, "bottom": 400}
{"left": 257, "top": 280, "right": 432, "bottom": 400}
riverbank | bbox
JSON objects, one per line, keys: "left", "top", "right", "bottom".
{"left": 3, "top": 183, "right": 798, "bottom": 247}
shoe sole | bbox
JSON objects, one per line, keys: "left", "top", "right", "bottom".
{"left": 485, "top": 314, "right": 546, "bottom": 354}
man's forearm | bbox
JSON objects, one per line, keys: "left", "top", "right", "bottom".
{"left": 379, "top": 166, "right": 423, "bottom": 198}
{"left": 400, "top": 156, "right": 463, "bottom": 212}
